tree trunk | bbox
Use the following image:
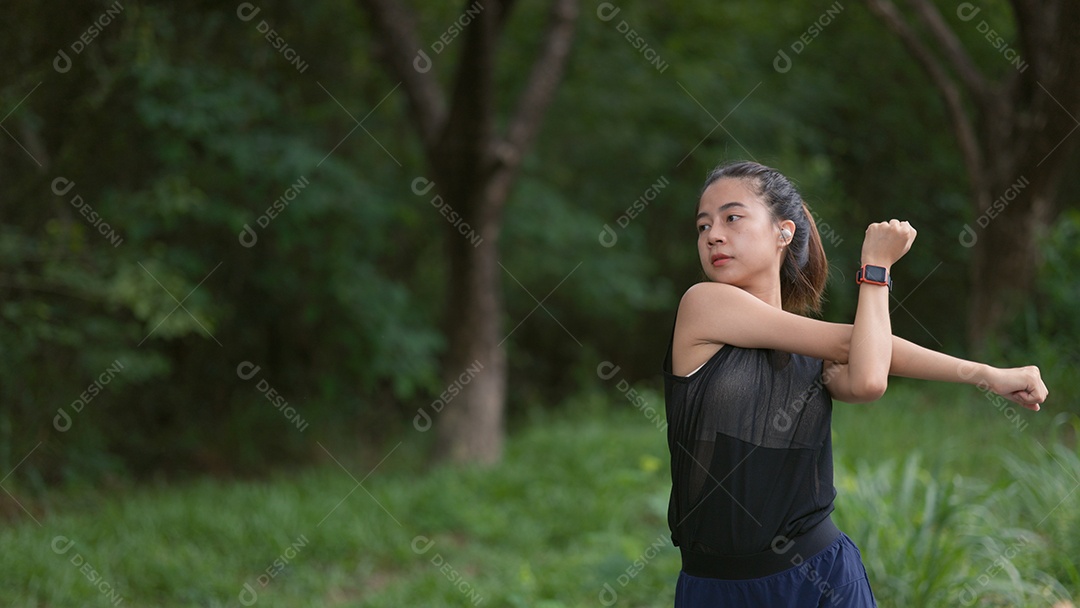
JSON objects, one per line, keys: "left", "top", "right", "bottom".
{"left": 433, "top": 189, "right": 507, "bottom": 463}
{"left": 359, "top": 0, "right": 579, "bottom": 464}
{"left": 966, "top": 170, "right": 1054, "bottom": 350}
{"left": 964, "top": 18, "right": 1077, "bottom": 351}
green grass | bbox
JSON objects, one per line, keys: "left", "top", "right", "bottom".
{"left": 832, "top": 380, "right": 1080, "bottom": 607}
{"left": 0, "top": 383, "right": 1078, "bottom": 607}
{"left": 0, "top": 403, "right": 679, "bottom": 607}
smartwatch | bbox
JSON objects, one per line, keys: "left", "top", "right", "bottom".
{"left": 856, "top": 264, "right": 892, "bottom": 292}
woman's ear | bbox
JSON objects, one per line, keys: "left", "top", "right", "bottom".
{"left": 779, "top": 219, "right": 796, "bottom": 244}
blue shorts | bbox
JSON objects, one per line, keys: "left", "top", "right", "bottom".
{"left": 674, "top": 533, "right": 877, "bottom": 607}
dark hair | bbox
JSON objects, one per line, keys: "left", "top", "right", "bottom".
{"left": 701, "top": 161, "right": 828, "bottom": 315}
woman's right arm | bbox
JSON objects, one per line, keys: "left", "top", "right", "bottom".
{"left": 675, "top": 281, "right": 853, "bottom": 362}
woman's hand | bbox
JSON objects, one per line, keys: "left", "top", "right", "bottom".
{"left": 861, "top": 219, "right": 917, "bottom": 268}
{"left": 985, "top": 365, "right": 1048, "bottom": 411}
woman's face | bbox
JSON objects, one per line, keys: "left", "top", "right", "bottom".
{"left": 696, "top": 178, "right": 789, "bottom": 286}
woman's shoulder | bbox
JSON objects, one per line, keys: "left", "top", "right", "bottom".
{"left": 678, "top": 281, "right": 744, "bottom": 310}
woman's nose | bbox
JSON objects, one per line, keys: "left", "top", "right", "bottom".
{"left": 707, "top": 226, "right": 725, "bottom": 244}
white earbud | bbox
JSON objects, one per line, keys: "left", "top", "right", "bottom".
{"left": 780, "top": 228, "right": 792, "bottom": 242}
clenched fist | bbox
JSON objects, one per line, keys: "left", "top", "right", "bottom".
{"left": 986, "top": 365, "right": 1048, "bottom": 411}
{"left": 862, "top": 219, "right": 917, "bottom": 268}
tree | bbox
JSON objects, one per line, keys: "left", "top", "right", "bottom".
{"left": 358, "top": 0, "right": 580, "bottom": 463}
{"left": 865, "top": 0, "right": 1080, "bottom": 351}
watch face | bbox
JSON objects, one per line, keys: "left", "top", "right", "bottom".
{"left": 865, "top": 265, "right": 888, "bottom": 283}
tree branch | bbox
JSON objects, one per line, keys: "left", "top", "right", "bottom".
{"left": 865, "top": 0, "right": 985, "bottom": 199}
{"left": 904, "top": 0, "right": 988, "bottom": 101}
{"left": 358, "top": 0, "right": 446, "bottom": 149}
{"left": 493, "top": 0, "right": 579, "bottom": 174}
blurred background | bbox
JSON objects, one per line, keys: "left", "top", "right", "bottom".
{"left": 1, "top": 0, "right": 1078, "bottom": 606}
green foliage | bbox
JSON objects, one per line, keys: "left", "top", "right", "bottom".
{"left": 1001, "top": 415, "right": 1080, "bottom": 592}
{"left": 0, "top": 1, "right": 444, "bottom": 482}
{"left": 1, "top": 0, "right": 1076, "bottom": 482}
{"left": 832, "top": 382, "right": 1080, "bottom": 606}
{"left": 0, "top": 409, "right": 679, "bottom": 607}
{"left": 2, "top": 390, "right": 1079, "bottom": 606}
{"left": 834, "top": 456, "right": 1064, "bottom": 606}
{"left": 1003, "top": 209, "right": 1080, "bottom": 403}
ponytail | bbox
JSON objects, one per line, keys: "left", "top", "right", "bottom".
{"left": 780, "top": 203, "right": 828, "bottom": 315}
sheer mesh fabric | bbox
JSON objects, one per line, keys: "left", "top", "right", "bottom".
{"left": 664, "top": 328, "right": 836, "bottom": 557}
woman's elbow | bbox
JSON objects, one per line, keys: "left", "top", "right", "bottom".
{"left": 851, "top": 378, "right": 888, "bottom": 402}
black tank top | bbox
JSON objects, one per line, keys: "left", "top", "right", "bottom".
{"left": 663, "top": 324, "right": 836, "bottom": 563}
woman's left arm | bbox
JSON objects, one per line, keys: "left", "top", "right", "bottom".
{"left": 825, "top": 334, "right": 1048, "bottom": 409}
{"left": 888, "top": 335, "right": 1047, "bottom": 409}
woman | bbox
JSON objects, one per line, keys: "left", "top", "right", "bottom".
{"left": 664, "top": 161, "right": 1047, "bottom": 607}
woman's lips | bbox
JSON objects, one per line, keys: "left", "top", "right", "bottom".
{"left": 711, "top": 254, "right": 732, "bottom": 267}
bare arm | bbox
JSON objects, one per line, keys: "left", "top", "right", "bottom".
{"left": 674, "top": 281, "right": 852, "bottom": 363}
{"left": 825, "top": 333, "right": 1047, "bottom": 409}
{"left": 889, "top": 335, "right": 1046, "bottom": 409}
{"left": 889, "top": 334, "right": 977, "bottom": 383}
{"left": 826, "top": 221, "right": 1045, "bottom": 408}
{"left": 675, "top": 284, "right": 1047, "bottom": 408}
{"left": 845, "top": 268, "right": 893, "bottom": 400}
{"left": 829, "top": 219, "right": 916, "bottom": 401}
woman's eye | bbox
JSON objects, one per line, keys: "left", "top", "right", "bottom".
{"left": 697, "top": 224, "right": 710, "bottom": 233}
{"left": 727, "top": 214, "right": 741, "bottom": 222}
